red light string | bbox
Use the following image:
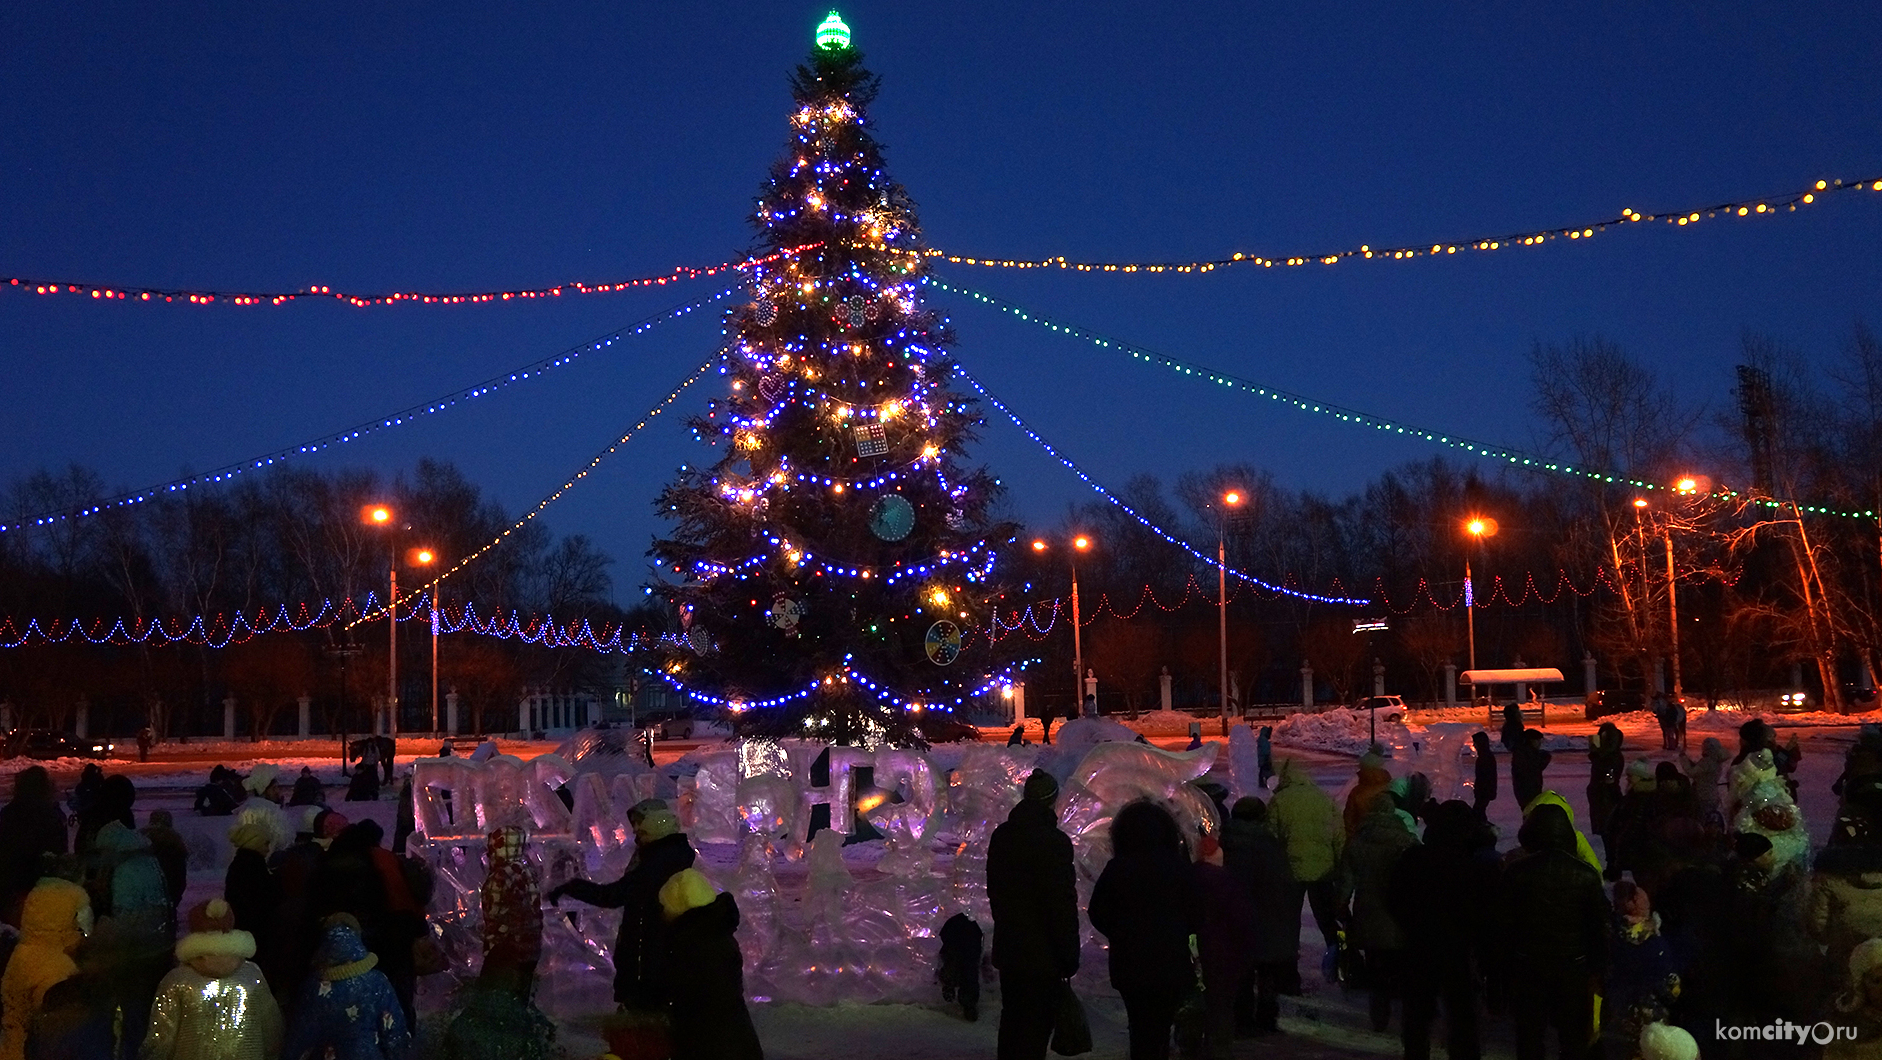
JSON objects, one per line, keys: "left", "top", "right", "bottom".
{"left": 1, "top": 245, "right": 817, "bottom": 308}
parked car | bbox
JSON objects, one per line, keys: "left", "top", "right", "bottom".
{"left": 3, "top": 729, "right": 115, "bottom": 760}
{"left": 915, "top": 714, "right": 982, "bottom": 744}
{"left": 1356, "top": 695, "right": 1406, "bottom": 722}
{"left": 1584, "top": 688, "right": 1648, "bottom": 721}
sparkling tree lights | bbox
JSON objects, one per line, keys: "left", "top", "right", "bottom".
{"left": 650, "top": 13, "right": 1021, "bottom": 745}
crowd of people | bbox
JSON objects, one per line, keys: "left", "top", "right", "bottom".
{"left": 985, "top": 709, "right": 1881, "bottom": 1060}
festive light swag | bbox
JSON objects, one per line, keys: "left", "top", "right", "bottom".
{"left": 649, "top": 15, "right": 1025, "bottom": 745}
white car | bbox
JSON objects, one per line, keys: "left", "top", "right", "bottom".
{"left": 1357, "top": 695, "right": 1406, "bottom": 721}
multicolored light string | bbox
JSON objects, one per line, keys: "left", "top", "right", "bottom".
{"left": 1, "top": 246, "right": 815, "bottom": 309}
{"left": 931, "top": 276, "right": 1880, "bottom": 521}
{"left": 953, "top": 368, "right": 1369, "bottom": 606}
{"left": 1, "top": 288, "right": 740, "bottom": 534}
{"left": 916, "top": 175, "right": 1882, "bottom": 274}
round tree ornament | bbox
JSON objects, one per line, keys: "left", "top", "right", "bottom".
{"left": 753, "top": 298, "right": 778, "bottom": 326}
{"left": 924, "top": 620, "right": 962, "bottom": 666}
{"left": 815, "top": 10, "right": 851, "bottom": 50}
{"left": 767, "top": 594, "right": 806, "bottom": 637}
{"left": 869, "top": 495, "right": 915, "bottom": 541}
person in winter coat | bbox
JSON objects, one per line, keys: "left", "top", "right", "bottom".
{"left": 1601, "top": 882, "right": 1681, "bottom": 1060}
{"left": 986, "top": 769, "right": 1079, "bottom": 1060}
{"left": 0, "top": 769, "right": 67, "bottom": 928}
{"left": 1269, "top": 758, "right": 1343, "bottom": 990}
{"left": 1219, "top": 797, "right": 1294, "bottom": 1036}
{"left": 87, "top": 816, "right": 175, "bottom": 1047}
{"left": 1344, "top": 752, "right": 1393, "bottom": 839}
{"left": 1471, "top": 731, "right": 1498, "bottom": 819}
{"left": 1586, "top": 723, "right": 1625, "bottom": 846}
{"left": 311, "top": 821, "right": 425, "bottom": 1029}
{"left": 1257, "top": 727, "right": 1275, "bottom": 789}
{"left": 141, "top": 810, "right": 188, "bottom": 915}
{"left": 193, "top": 767, "right": 242, "bottom": 817}
{"left": 28, "top": 964, "right": 130, "bottom": 1060}
{"left": 288, "top": 769, "right": 326, "bottom": 808}
{"left": 140, "top": 897, "right": 284, "bottom": 1060}
{"left": 1339, "top": 791, "right": 1418, "bottom": 1032}
{"left": 1190, "top": 834, "right": 1255, "bottom": 1058}
{"left": 1510, "top": 729, "right": 1552, "bottom": 812}
{"left": 480, "top": 826, "right": 543, "bottom": 993}
{"left": 225, "top": 802, "right": 289, "bottom": 985}
{"left": 281, "top": 914, "right": 410, "bottom": 1060}
{"left": 1679, "top": 737, "right": 1729, "bottom": 831}
{"left": 1725, "top": 831, "right": 1823, "bottom": 1027}
{"left": 1499, "top": 803, "right": 1607, "bottom": 1060}
{"left": 1522, "top": 791, "right": 1603, "bottom": 875}
{"left": 67, "top": 768, "right": 104, "bottom": 850}
{"left": 1388, "top": 800, "right": 1494, "bottom": 1060}
{"left": 1088, "top": 800, "right": 1200, "bottom": 1060}
{"left": 1, "top": 879, "right": 91, "bottom": 1060}
{"left": 657, "top": 868, "right": 763, "bottom": 1060}
{"left": 1500, "top": 702, "right": 1526, "bottom": 752}
{"left": 267, "top": 807, "right": 327, "bottom": 1011}
{"left": 547, "top": 804, "right": 697, "bottom": 1010}
{"left": 936, "top": 913, "right": 984, "bottom": 1021}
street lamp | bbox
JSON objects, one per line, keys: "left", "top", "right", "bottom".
{"left": 1207, "top": 489, "right": 1246, "bottom": 733}
{"left": 409, "top": 547, "right": 439, "bottom": 733}
{"left": 361, "top": 504, "right": 415, "bottom": 739}
{"left": 1033, "top": 534, "right": 1094, "bottom": 712}
{"left": 1463, "top": 517, "right": 1498, "bottom": 677}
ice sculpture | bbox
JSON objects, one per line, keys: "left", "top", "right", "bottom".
{"left": 1408, "top": 723, "right": 1477, "bottom": 804}
{"left": 735, "top": 774, "right": 799, "bottom": 859}
{"left": 863, "top": 748, "right": 938, "bottom": 876}
{"left": 944, "top": 745, "right": 1037, "bottom": 922}
{"left": 679, "top": 753, "right": 741, "bottom": 845}
{"left": 1227, "top": 724, "right": 1262, "bottom": 800}
{"left": 783, "top": 741, "right": 871, "bottom": 841}
{"left": 1058, "top": 741, "right": 1221, "bottom": 879}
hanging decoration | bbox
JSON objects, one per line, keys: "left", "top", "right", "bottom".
{"left": 924, "top": 621, "right": 963, "bottom": 666}
{"left": 754, "top": 298, "right": 779, "bottom": 326}
{"left": 868, "top": 495, "right": 915, "bottom": 541}
{"left": 1, "top": 245, "right": 817, "bottom": 309}
{"left": 852, "top": 422, "right": 889, "bottom": 458}
{"left": 907, "top": 175, "right": 1882, "bottom": 276}
{"left": 931, "top": 276, "right": 1882, "bottom": 522}
{"left": 767, "top": 594, "right": 806, "bottom": 637}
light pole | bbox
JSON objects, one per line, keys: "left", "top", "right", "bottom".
{"left": 1208, "top": 489, "right": 1246, "bottom": 733}
{"left": 363, "top": 505, "right": 398, "bottom": 738}
{"left": 1463, "top": 517, "right": 1498, "bottom": 689}
{"left": 1663, "top": 475, "right": 1705, "bottom": 701}
{"left": 1033, "top": 534, "right": 1093, "bottom": 714}
{"left": 410, "top": 548, "right": 439, "bottom": 732}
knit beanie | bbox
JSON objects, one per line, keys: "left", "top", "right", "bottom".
{"left": 175, "top": 898, "right": 257, "bottom": 964}
{"left": 634, "top": 808, "right": 680, "bottom": 843}
{"left": 658, "top": 868, "right": 719, "bottom": 920}
{"left": 626, "top": 798, "right": 669, "bottom": 827}
{"left": 1022, "top": 769, "right": 1058, "bottom": 803}
{"left": 1639, "top": 1022, "right": 1699, "bottom": 1060}
{"left": 314, "top": 915, "right": 379, "bottom": 980}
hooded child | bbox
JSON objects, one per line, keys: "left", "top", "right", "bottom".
{"left": 280, "top": 914, "right": 411, "bottom": 1060}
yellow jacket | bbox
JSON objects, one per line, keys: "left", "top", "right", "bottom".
{"left": 0, "top": 879, "right": 89, "bottom": 1060}
{"left": 1522, "top": 790, "right": 1604, "bottom": 874}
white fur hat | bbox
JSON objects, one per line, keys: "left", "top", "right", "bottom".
{"left": 1640, "top": 1022, "right": 1699, "bottom": 1060}
{"left": 175, "top": 898, "right": 257, "bottom": 964}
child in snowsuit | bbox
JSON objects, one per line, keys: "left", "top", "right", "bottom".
{"left": 0, "top": 879, "right": 90, "bottom": 1060}
{"left": 281, "top": 915, "right": 411, "bottom": 1060}
{"left": 141, "top": 897, "right": 284, "bottom": 1060}
{"left": 659, "top": 868, "right": 763, "bottom": 1060}
{"left": 936, "top": 912, "right": 983, "bottom": 1021}
{"left": 1601, "top": 882, "right": 1680, "bottom": 1060}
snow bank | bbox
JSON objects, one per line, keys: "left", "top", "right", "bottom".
{"left": 1271, "top": 707, "right": 1411, "bottom": 757}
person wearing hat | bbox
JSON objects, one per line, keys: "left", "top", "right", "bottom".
{"left": 141, "top": 809, "right": 189, "bottom": 915}
{"left": 1220, "top": 796, "right": 1293, "bottom": 1036}
{"left": 242, "top": 764, "right": 284, "bottom": 806}
{"left": 657, "top": 868, "right": 763, "bottom": 1060}
{"left": 268, "top": 805, "right": 329, "bottom": 1010}
{"left": 1191, "top": 831, "right": 1256, "bottom": 1057}
{"left": 548, "top": 801, "right": 698, "bottom": 1011}
{"left": 985, "top": 769, "right": 1078, "bottom": 1060}
{"left": 141, "top": 897, "right": 283, "bottom": 1060}
{"left": 288, "top": 768, "right": 326, "bottom": 808}
{"left": 1501, "top": 803, "right": 1607, "bottom": 1060}
{"left": 280, "top": 914, "right": 409, "bottom": 1060}
{"left": 480, "top": 826, "right": 543, "bottom": 993}
{"left": 225, "top": 802, "right": 289, "bottom": 986}
{"left": 0, "top": 879, "right": 91, "bottom": 1060}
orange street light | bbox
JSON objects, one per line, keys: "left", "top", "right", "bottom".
{"left": 1223, "top": 490, "right": 1243, "bottom": 507}
{"left": 1073, "top": 535, "right": 1091, "bottom": 552}
{"left": 1462, "top": 516, "right": 1499, "bottom": 672}
{"left": 1032, "top": 539, "right": 1048, "bottom": 553}
{"left": 1634, "top": 498, "right": 1650, "bottom": 509}
{"left": 362, "top": 504, "right": 393, "bottom": 525}
{"left": 1033, "top": 534, "right": 1094, "bottom": 709}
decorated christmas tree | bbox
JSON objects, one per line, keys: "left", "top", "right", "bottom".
{"left": 650, "top": 12, "right": 1021, "bottom": 746}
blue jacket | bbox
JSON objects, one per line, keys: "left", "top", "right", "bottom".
{"left": 281, "top": 923, "right": 410, "bottom": 1060}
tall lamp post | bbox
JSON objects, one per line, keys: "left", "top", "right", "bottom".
{"left": 1207, "top": 489, "right": 1246, "bottom": 733}
{"left": 1661, "top": 474, "right": 1706, "bottom": 701}
{"left": 410, "top": 548, "right": 439, "bottom": 732}
{"left": 1463, "top": 517, "right": 1498, "bottom": 681}
{"left": 364, "top": 506, "right": 433, "bottom": 737}
{"left": 1032, "top": 534, "right": 1093, "bottom": 713}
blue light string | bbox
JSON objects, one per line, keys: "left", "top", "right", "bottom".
{"left": 652, "top": 655, "right": 1036, "bottom": 715}
{"left": 2, "top": 286, "right": 742, "bottom": 534}
{"left": 952, "top": 367, "right": 1370, "bottom": 606}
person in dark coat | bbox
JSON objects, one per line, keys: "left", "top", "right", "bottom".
{"left": 140, "top": 810, "right": 188, "bottom": 915}
{"left": 1088, "top": 800, "right": 1200, "bottom": 1060}
{"left": 1192, "top": 834, "right": 1255, "bottom": 1058}
{"left": 1602, "top": 882, "right": 1681, "bottom": 1060}
{"left": 193, "top": 767, "right": 240, "bottom": 817}
{"left": 547, "top": 804, "right": 697, "bottom": 1011}
{"left": 1389, "top": 800, "right": 1494, "bottom": 1060}
{"left": 287, "top": 769, "right": 325, "bottom": 808}
{"left": 268, "top": 807, "right": 326, "bottom": 1009}
{"left": 310, "top": 820, "right": 425, "bottom": 1029}
{"left": 1586, "top": 723, "right": 1625, "bottom": 855}
{"left": 1500, "top": 803, "right": 1608, "bottom": 1060}
{"left": 1340, "top": 791, "right": 1418, "bottom": 1032}
{"left": 936, "top": 913, "right": 984, "bottom": 1021}
{"left": 1471, "top": 731, "right": 1498, "bottom": 819}
{"left": 224, "top": 804, "right": 287, "bottom": 989}
{"left": 73, "top": 774, "right": 132, "bottom": 864}
{"left": 1257, "top": 727, "right": 1275, "bottom": 789}
{"left": 656, "top": 869, "right": 763, "bottom": 1060}
{"left": 1510, "top": 728, "right": 1552, "bottom": 812}
{"left": 986, "top": 769, "right": 1079, "bottom": 1060}
{"left": 0, "top": 768, "right": 67, "bottom": 927}
{"left": 1219, "top": 797, "right": 1293, "bottom": 1036}
{"left": 1500, "top": 702, "right": 1526, "bottom": 752}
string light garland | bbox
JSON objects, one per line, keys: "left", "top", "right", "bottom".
{"left": 1, "top": 288, "right": 740, "bottom": 535}
{"left": 913, "top": 175, "right": 1882, "bottom": 275}
{"left": 1, "top": 246, "right": 816, "bottom": 309}
{"left": 394, "top": 354, "right": 725, "bottom": 608}
{"left": 654, "top": 653, "right": 1032, "bottom": 715}
{"left": 953, "top": 367, "right": 1369, "bottom": 606}
{"left": 932, "top": 276, "right": 1882, "bottom": 521}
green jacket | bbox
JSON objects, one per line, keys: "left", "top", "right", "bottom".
{"left": 1269, "top": 760, "right": 1342, "bottom": 883}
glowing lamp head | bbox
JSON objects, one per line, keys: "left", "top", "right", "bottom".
{"left": 1675, "top": 476, "right": 1700, "bottom": 494}
{"left": 815, "top": 10, "right": 851, "bottom": 50}
{"left": 1634, "top": 498, "right": 1650, "bottom": 509}
{"left": 363, "top": 505, "right": 393, "bottom": 525}
{"left": 1031, "top": 539, "right": 1048, "bottom": 553}
{"left": 1073, "top": 535, "right": 1091, "bottom": 552}
{"left": 1223, "top": 490, "right": 1243, "bottom": 507}
{"left": 1465, "top": 517, "right": 1498, "bottom": 538}
{"left": 409, "top": 548, "right": 435, "bottom": 566}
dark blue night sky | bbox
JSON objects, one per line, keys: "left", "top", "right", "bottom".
{"left": 5, "top": 3, "right": 1880, "bottom": 601}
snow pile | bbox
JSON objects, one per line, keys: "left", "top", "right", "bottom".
{"left": 1121, "top": 710, "right": 1211, "bottom": 736}
{"left": 1271, "top": 707, "right": 1411, "bottom": 757}
{"left": 1688, "top": 708, "right": 1870, "bottom": 730}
